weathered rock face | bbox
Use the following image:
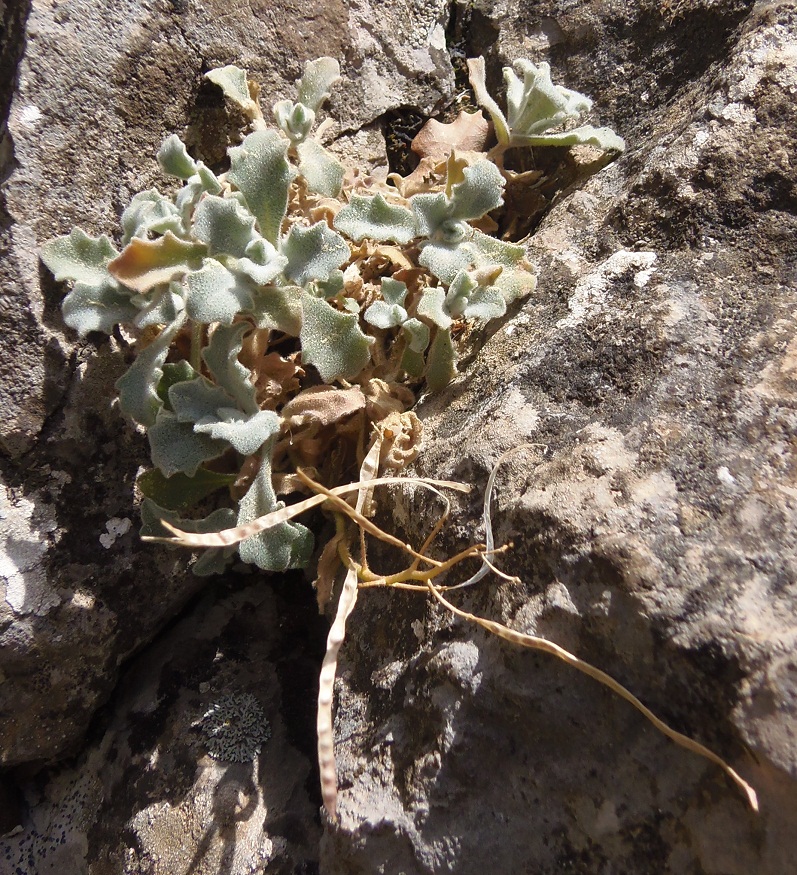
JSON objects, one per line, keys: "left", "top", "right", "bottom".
{"left": 1, "top": 0, "right": 796, "bottom": 873}
{"left": 322, "top": 1, "right": 797, "bottom": 873}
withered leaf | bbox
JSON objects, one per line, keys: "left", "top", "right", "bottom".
{"left": 411, "top": 110, "right": 491, "bottom": 162}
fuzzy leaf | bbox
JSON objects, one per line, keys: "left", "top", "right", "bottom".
{"left": 109, "top": 232, "right": 205, "bottom": 293}
{"left": 417, "top": 287, "right": 452, "bottom": 329}
{"left": 184, "top": 259, "right": 255, "bottom": 325}
{"left": 520, "top": 124, "right": 625, "bottom": 151}
{"left": 194, "top": 408, "right": 280, "bottom": 456}
{"left": 467, "top": 57, "right": 511, "bottom": 145}
{"left": 411, "top": 193, "right": 453, "bottom": 240}
{"left": 175, "top": 169, "right": 223, "bottom": 228}
{"left": 314, "top": 270, "right": 345, "bottom": 299}
{"left": 426, "top": 327, "right": 457, "bottom": 391}
{"left": 281, "top": 221, "right": 349, "bottom": 286}
{"left": 121, "top": 190, "right": 185, "bottom": 244}
{"left": 300, "top": 293, "right": 373, "bottom": 381}
{"left": 61, "top": 280, "right": 138, "bottom": 336}
{"left": 251, "top": 285, "right": 303, "bottom": 334}
{"left": 157, "top": 135, "right": 198, "bottom": 179}
{"left": 297, "top": 139, "right": 344, "bottom": 197}
{"left": 469, "top": 231, "right": 526, "bottom": 268}
{"left": 274, "top": 100, "right": 315, "bottom": 143}
{"left": 236, "top": 237, "right": 288, "bottom": 285}
{"left": 334, "top": 194, "right": 416, "bottom": 244}
{"left": 401, "top": 345, "right": 426, "bottom": 377}
{"left": 418, "top": 240, "right": 473, "bottom": 284}
{"left": 296, "top": 57, "right": 340, "bottom": 113}
{"left": 237, "top": 444, "right": 314, "bottom": 571}
{"left": 140, "top": 499, "right": 237, "bottom": 576}
{"left": 380, "top": 277, "right": 408, "bottom": 307}
{"left": 137, "top": 467, "right": 236, "bottom": 512}
{"left": 447, "top": 160, "right": 505, "bottom": 222}
{"left": 364, "top": 300, "right": 406, "bottom": 330}
{"left": 505, "top": 59, "right": 591, "bottom": 137}
{"left": 202, "top": 322, "right": 258, "bottom": 414}
{"left": 402, "top": 317, "right": 430, "bottom": 353}
{"left": 461, "top": 285, "right": 507, "bottom": 321}
{"left": 494, "top": 267, "right": 537, "bottom": 304}
{"left": 41, "top": 228, "right": 118, "bottom": 285}
{"left": 205, "top": 65, "right": 255, "bottom": 110}
{"left": 281, "top": 385, "right": 365, "bottom": 426}
{"left": 157, "top": 361, "right": 198, "bottom": 408}
{"left": 148, "top": 409, "right": 228, "bottom": 476}
{"left": 132, "top": 283, "right": 185, "bottom": 328}
{"left": 116, "top": 314, "right": 186, "bottom": 426}
{"left": 229, "top": 130, "right": 291, "bottom": 245}
{"left": 169, "top": 376, "right": 236, "bottom": 424}
{"left": 192, "top": 196, "right": 257, "bottom": 257}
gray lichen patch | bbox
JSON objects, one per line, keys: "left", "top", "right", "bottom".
{"left": 0, "top": 483, "right": 61, "bottom": 618}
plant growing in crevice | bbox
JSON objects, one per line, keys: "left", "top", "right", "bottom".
{"left": 43, "top": 53, "right": 758, "bottom": 821}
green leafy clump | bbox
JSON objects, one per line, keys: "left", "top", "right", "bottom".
{"left": 41, "top": 55, "right": 623, "bottom": 574}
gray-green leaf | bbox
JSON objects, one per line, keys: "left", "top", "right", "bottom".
{"left": 447, "top": 160, "right": 505, "bottom": 222}
{"left": 192, "top": 196, "right": 257, "bottom": 257}
{"left": 121, "top": 190, "right": 184, "bottom": 244}
{"left": 184, "top": 259, "right": 255, "bottom": 325}
{"left": 61, "top": 279, "right": 138, "bottom": 336}
{"left": 115, "top": 314, "right": 186, "bottom": 426}
{"left": 334, "top": 193, "right": 416, "bottom": 244}
{"left": 148, "top": 409, "right": 228, "bottom": 476}
{"left": 41, "top": 228, "right": 118, "bottom": 285}
{"left": 205, "top": 65, "right": 256, "bottom": 111}
{"left": 297, "top": 139, "right": 344, "bottom": 197}
{"left": 194, "top": 408, "right": 280, "bottom": 455}
{"left": 300, "top": 293, "right": 373, "bottom": 381}
{"left": 202, "top": 322, "right": 259, "bottom": 414}
{"left": 229, "top": 130, "right": 291, "bottom": 245}
{"left": 157, "top": 135, "right": 197, "bottom": 180}
{"left": 169, "top": 376, "right": 236, "bottom": 424}
{"left": 281, "top": 221, "right": 350, "bottom": 286}
{"left": 425, "top": 327, "right": 457, "bottom": 391}
{"left": 251, "top": 285, "right": 303, "bottom": 334}
{"left": 237, "top": 443, "right": 314, "bottom": 571}
{"left": 417, "top": 287, "right": 452, "bottom": 329}
{"left": 296, "top": 57, "right": 340, "bottom": 113}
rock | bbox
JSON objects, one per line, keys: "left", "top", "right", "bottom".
{"left": 322, "top": 2, "right": 797, "bottom": 873}
{"left": 0, "top": 581, "right": 324, "bottom": 874}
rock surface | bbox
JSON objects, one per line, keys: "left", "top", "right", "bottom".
{"left": 1, "top": 0, "right": 796, "bottom": 873}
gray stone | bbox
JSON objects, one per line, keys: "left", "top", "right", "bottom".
{"left": 322, "top": 1, "right": 797, "bottom": 872}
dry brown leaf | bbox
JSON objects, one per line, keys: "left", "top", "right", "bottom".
{"left": 373, "top": 245, "right": 414, "bottom": 272}
{"left": 273, "top": 469, "right": 319, "bottom": 495}
{"left": 281, "top": 385, "right": 367, "bottom": 428}
{"left": 390, "top": 156, "right": 444, "bottom": 197}
{"left": 377, "top": 410, "right": 423, "bottom": 472}
{"left": 361, "top": 378, "right": 416, "bottom": 422}
{"left": 313, "top": 531, "right": 345, "bottom": 613}
{"left": 411, "top": 110, "right": 491, "bottom": 162}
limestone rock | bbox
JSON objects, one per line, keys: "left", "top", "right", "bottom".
{"left": 323, "top": 2, "right": 797, "bottom": 873}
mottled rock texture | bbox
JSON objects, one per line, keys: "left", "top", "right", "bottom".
{"left": 1, "top": 0, "right": 796, "bottom": 873}
{"left": 323, "top": 1, "right": 797, "bottom": 873}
